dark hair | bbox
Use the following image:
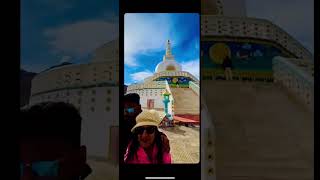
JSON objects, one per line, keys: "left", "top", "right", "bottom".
{"left": 124, "top": 93, "right": 140, "bottom": 105}
{"left": 126, "top": 127, "right": 163, "bottom": 163}
{"left": 20, "top": 101, "right": 82, "bottom": 148}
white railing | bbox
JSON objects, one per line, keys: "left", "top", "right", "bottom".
{"left": 31, "top": 61, "right": 119, "bottom": 95}
{"left": 273, "top": 56, "right": 314, "bottom": 112}
{"left": 201, "top": 15, "right": 313, "bottom": 60}
{"left": 126, "top": 80, "right": 167, "bottom": 92}
{"left": 189, "top": 81, "right": 200, "bottom": 95}
{"left": 201, "top": 95, "right": 216, "bottom": 180}
{"left": 164, "top": 80, "right": 174, "bottom": 115}
{"left": 284, "top": 58, "right": 314, "bottom": 78}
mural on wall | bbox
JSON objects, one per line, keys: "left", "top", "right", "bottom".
{"left": 201, "top": 41, "right": 282, "bottom": 80}
{"left": 156, "top": 76, "right": 191, "bottom": 87}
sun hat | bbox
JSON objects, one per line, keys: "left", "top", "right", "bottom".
{"left": 131, "top": 110, "right": 161, "bottom": 132}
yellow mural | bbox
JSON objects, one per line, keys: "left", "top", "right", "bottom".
{"left": 172, "top": 77, "right": 178, "bottom": 83}
{"left": 209, "top": 43, "right": 231, "bottom": 64}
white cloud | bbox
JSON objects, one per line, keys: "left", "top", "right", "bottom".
{"left": 181, "top": 59, "right": 200, "bottom": 79}
{"left": 124, "top": 14, "right": 183, "bottom": 67}
{"left": 130, "top": 70, "right": 153, "bottom": 83}
{"left": 125, "top": 55, "right": 139, "bottom": 67}
{"left": 44, "top": 19, "right": 118, "bottom": 58}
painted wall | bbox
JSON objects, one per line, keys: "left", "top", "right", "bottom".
{"left": 201, "top": 41, "right": 281, "bottom": 80}
{"left": 155, "top": 76, "right": 192, "bottom": 88}
{"left": 128, "top": 88, "right": 166, "bottom": 110}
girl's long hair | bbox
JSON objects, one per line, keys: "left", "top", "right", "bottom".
{"left": 126, "top": 127, "right": 163, "bottom": 163}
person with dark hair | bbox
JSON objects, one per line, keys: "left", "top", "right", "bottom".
{"left": 19, "top": 101, "right": 92, "bottom": 180}
{"left": 124, "top": 110, "right": 171, "bottom": 164}
{"left": 121, "top": 93, "right": 170, "bottom": 162}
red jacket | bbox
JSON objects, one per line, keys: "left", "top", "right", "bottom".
{"left": 124, "top": 142, "right": 172, "bottom": 164}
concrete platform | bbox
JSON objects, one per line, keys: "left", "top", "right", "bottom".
{"left": 160, "top": 125, "right": 200, "bottom": 163}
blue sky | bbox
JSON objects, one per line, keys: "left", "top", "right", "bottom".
{"left": 246, "top": 0, "right": 314, "bottom": 54}
{"left": 20, "top": 0, "right": 118, "bottom": 72}
{"left": 21, "top": 0, "right": 313, "bottom": 73}
{"left": 124, "top": 13, "right": 200, "bottom": 85}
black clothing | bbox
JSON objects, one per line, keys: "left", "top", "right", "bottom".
{"left": 120, "top": 118, "right": 136, "bottom": 162}
{"left": 222, "top": 57, "right": 233, "bottom": 69}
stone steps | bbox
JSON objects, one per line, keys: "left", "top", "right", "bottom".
{"left": 170, "top": 87, "right": 200, "bottom": 115}
{"left": 202, "top": 81, "right": 313, "bottom": 180}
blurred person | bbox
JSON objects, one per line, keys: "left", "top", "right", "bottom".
{"left": 19, "top": 102, "right": 92, "bottom": 180}
{"left": 124, "top": 110, "right": 171, "bottom": 164}
{"left": 223, "top": 56, "right": 233, "bottom": 80}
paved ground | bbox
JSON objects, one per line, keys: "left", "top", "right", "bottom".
{"left": 160, "top": 125, "right": 200, "bottom": 163}
{"left": 142, "top": 109, "right": 200, "bottom": 163}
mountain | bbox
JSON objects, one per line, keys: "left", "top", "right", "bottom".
{"left": 20, "top": 69, "right": 37, "bottom": 107}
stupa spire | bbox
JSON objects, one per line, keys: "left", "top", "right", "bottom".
{"left": 166, "top": 40, "right": 172, "bottom": 56}
{"left": 163, "top": 39, "right": 174, "bottom": 61}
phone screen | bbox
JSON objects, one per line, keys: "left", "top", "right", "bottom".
{"left": 120, "top": 1, "right": 200, "bottom": 179}
{"left": 124, "top": 12, "right": 200, "bottom": 164}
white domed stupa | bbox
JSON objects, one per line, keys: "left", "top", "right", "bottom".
{"left": 127, "top": 39, "right": 200, "bottom": 123}
{"left": 155, "top": 40, "right": 182, "bottom": 73}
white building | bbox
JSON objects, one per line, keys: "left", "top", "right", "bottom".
{"left": 29, "top": 39, "right": 120, "bottom": 161}
{"left": 126, "top": 40, "right": 200, "bottom": 120}
{"left": 200, "top": 1, "right": 313, "bottom": 180}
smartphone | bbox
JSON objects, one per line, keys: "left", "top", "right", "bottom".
{"left": 120, "top": 0, "right": 201, "bottom": 179}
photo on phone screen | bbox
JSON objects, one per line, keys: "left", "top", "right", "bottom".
{"left": 123, "top": 13, "right": 200, "bottom": 164}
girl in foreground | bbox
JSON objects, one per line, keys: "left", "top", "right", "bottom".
{"left": 124, "top": 110, "right": 171, "bottom": 164}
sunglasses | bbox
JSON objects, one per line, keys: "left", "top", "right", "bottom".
{"left": 135, "top": 126, "right": 156, "bottom": 135}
